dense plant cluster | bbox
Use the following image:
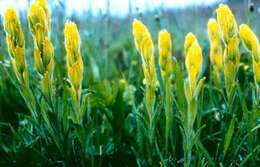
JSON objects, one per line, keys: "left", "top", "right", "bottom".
{"left": 0, "top": 0, "right": 259, "bottom": 166}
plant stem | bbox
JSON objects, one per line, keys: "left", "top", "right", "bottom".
{"left": 184, "top": 97, "right": 196, "bottom": 167}
{"left": 165, "top": 78, "right": 172, "bottom": 153}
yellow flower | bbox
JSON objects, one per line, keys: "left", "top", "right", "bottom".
{"left": 184, "top": 32, "right": 196, "bottom": 55}
{"left": 223, "top": 36, "right": 240, "bottom": 90}
{"left": 225, "top": 36, "right": 240, "bottom": 62}
{"left": 132, "top": 19, "right": 157, "bottom": 87}
{"left": 185, "top": 38, "right": 203, "bottom": 91}
{"left": 36, "top": 0, "right": 51, "bottom": 30}
{"left": 4, "top": 8, "right": 28, "bottom": 85}
{"left": 208, "top": 18, "right": 221, "bottom": 43}
{"left": 239, "top": 24, "right": 260, "bottom": 84}
{"left": 64, "top": 21, "right": 84, "bottom": 92}
{"left": 140, "top": 34, "right": 154, "bottom": 64}
{"left": 28, "top": 3, "right": 48, "bottom": 37}
{"left": 42, "top": 38, "right": 54, "bottom": 66}
{"left": 208, "top": 18, "right": 223, "bottom": 70}
{"left": 132, "top": 19, "right": 154, "bottom": 63}
{"left": 253, "top": 61, "right": 260, "bottom": 84}
{"left": 158, "top": 29, "right": 173, "bottom": 78}
{"left": 4, "top": 8, "right": 25, "bottom": 54}
{"left": 132, "top": 19, "right": 150, "bottom": 52}
{"left": 239, "top": 24, "right": 259, "bottom": 62}
{"left": 64, "top": 21, "right": 81, "bottom": 59}
{"left": 68, "top": 58, "right": 84, "bottom": 91}
{"left": 216, "top": 4, "right": 238, "bottom": 43}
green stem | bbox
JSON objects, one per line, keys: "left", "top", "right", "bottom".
{"left": 165, "top": 79, "right": 172, "bottom": 153}
{"left": 184, "top": 98, "right": 197, "bottom": 167}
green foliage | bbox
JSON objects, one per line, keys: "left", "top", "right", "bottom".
{"left": 0, "top": 2, "right": 259, "bottom": 167}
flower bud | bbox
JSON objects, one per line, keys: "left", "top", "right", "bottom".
{"left": 185, "top": 36, "right": 203, "bottom": 92}
{"left": 216, "top": 4, "right": 238, "bottom": 43}
{"left": 158, "top": 29, "right": 173, "bottom": 81}
{"left": 208, "top": 18, "right": 223, "bottom": 70}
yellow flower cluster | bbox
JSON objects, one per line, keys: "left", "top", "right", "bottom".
{"left": 239, "top": 24, "right": 260, "bottom": 84}
{"left": 132, "top": 19, "right": 157, "bottom": 91}
{"left": 28, "top": 0, "right": 54, "bottom": 76}
{"left": 158, "top": 30, "right": 173, "bottom": 80}
{"left": 64, "top": 21, "right": 84, "bottom": 102}
{"left": 208, "top": 18, "right": 223, "bottom": 71}
{"left": 216, "top": 4, "right": 238, "bottom": 43}
{"left": 184, "top": 33, "right": 203, "bottom": 92}
{"left": 132, "top": 19, "right": 157, "bottom": 124}
{"left": 28, "top": 0, "right": 54, "bottom": 101}
{"left": 216, "top": 4, "right": 240, "bottom": 93}
{"left": 4, "top": 8, "right": 29, "bottom": 86}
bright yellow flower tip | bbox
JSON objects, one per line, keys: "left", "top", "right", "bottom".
{"left": 132, "top": 19, "right": 150, "bottom": 52}
{"left": 184, "top": 32, "right": 197, "bottom": 54}
{"left": 4, "top": 8, "right": 25, "bottom": 49}
{"left": 4, "top": 8, "right": 29, "bottom": 85}
{"left": 28, "top": 3, "right": 49, "bottom": 36}
{"left": 64, "top": 21, "right": 84, "bottom": 92}
{"left": 208, "top": 18, "right": 223, "bottom": 70}
{"left": 216, "top": 4, "right": 238, "bottom": 43}
{"left": 64, "top": 21, "right": 81, "bottom": 56}
{"left": 36, "top": 0, "right": 51, "bottom": 30}
{"left": 132, "top": 19, "right": 154, "bottom": 64}
{"left": 239, "top": 24, "right": 259, "bottom": 62}
{"left": 185, "top": 40, "right": 203, "bottom": 91}
{"left": 158, "top": 29, "right": 173, "bottom": 75}
{"left": 208, "top": 18, "right": 221, "bottom": 43}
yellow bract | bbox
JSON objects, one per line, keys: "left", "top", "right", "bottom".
{"left": 132, "top": 19, "right": 157, "bottom": 85}
{"left": 208, "top": 18, "right": 221, "bottom": 43}
{"left": 216, "top": 4, "right": 238, "bottom": 43}
{"left": 239, "top": 24, "right": 260, "bottom": 84}
{"left": 185, "top": 35, "right": 202, "bottom": 91}
{"left": 28, "top": 3, "right": 48, "bottom": 38}
{"left": 4, "top": 8, "right": 28, "bottom": 85}
{"left": 132, "top": 19, "right": 151, "bottom": 52}
{"left": 208, "top": 18, "right": 223, "bottom": 70}
{"left": 132, "top": 19, "right": 154, "bottom": 63}
{"left": 184, "top": 32, "right": 196, "bottom": 55}
{"left": 239, "top": 24, "right": 259, "bottom": 62}
{"left": 64, "top": 22, "right": 81, "bottom": 54}
{"left": 4, "top": 8, "right": 25, "bottom": 53}
{"left": 158, "top": 29, "right": 173, "bottom": 78}
{"left": 223, "top": 36, "right": 240, "bottom": 88}
{"left": 36, "top": 0, "right": 51, "bottom": 30}
{"left": 28, "top": 0, "right": 54, "bottom": 76}
{"left": 64, "top": 21, "right": 84, "bottom": 94}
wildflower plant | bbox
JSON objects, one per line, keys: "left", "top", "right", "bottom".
{"left": 3, "top": 8, "right": 36, "bottom": 117}
{"left": 132, "top": 19, "right": 157, "bottom": 131}
{"left": 208, "top": 18, "right": 223, "bottom": 86}
{"left": 64, "top": 21, "right": 86, "bottom": 125}
{"left": 158, "top": 30, "right": 173, "bottom": 153}
{"left": 183, "top": 33, "right": 205, "bottom": 167}
{"left": 216, "top": 4, "right": 240, "bottom": 100}
{"left": 239, "top": 24, "right": 260, "bottom": 95}
{"left": 0, "top": 2, "right": 259, "bottom": 167}
{"left": 132, "top": 19, "right": 158, "bottom": 165}
{"left": 28, "top": 0, "right": 55, "bottom": 109}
